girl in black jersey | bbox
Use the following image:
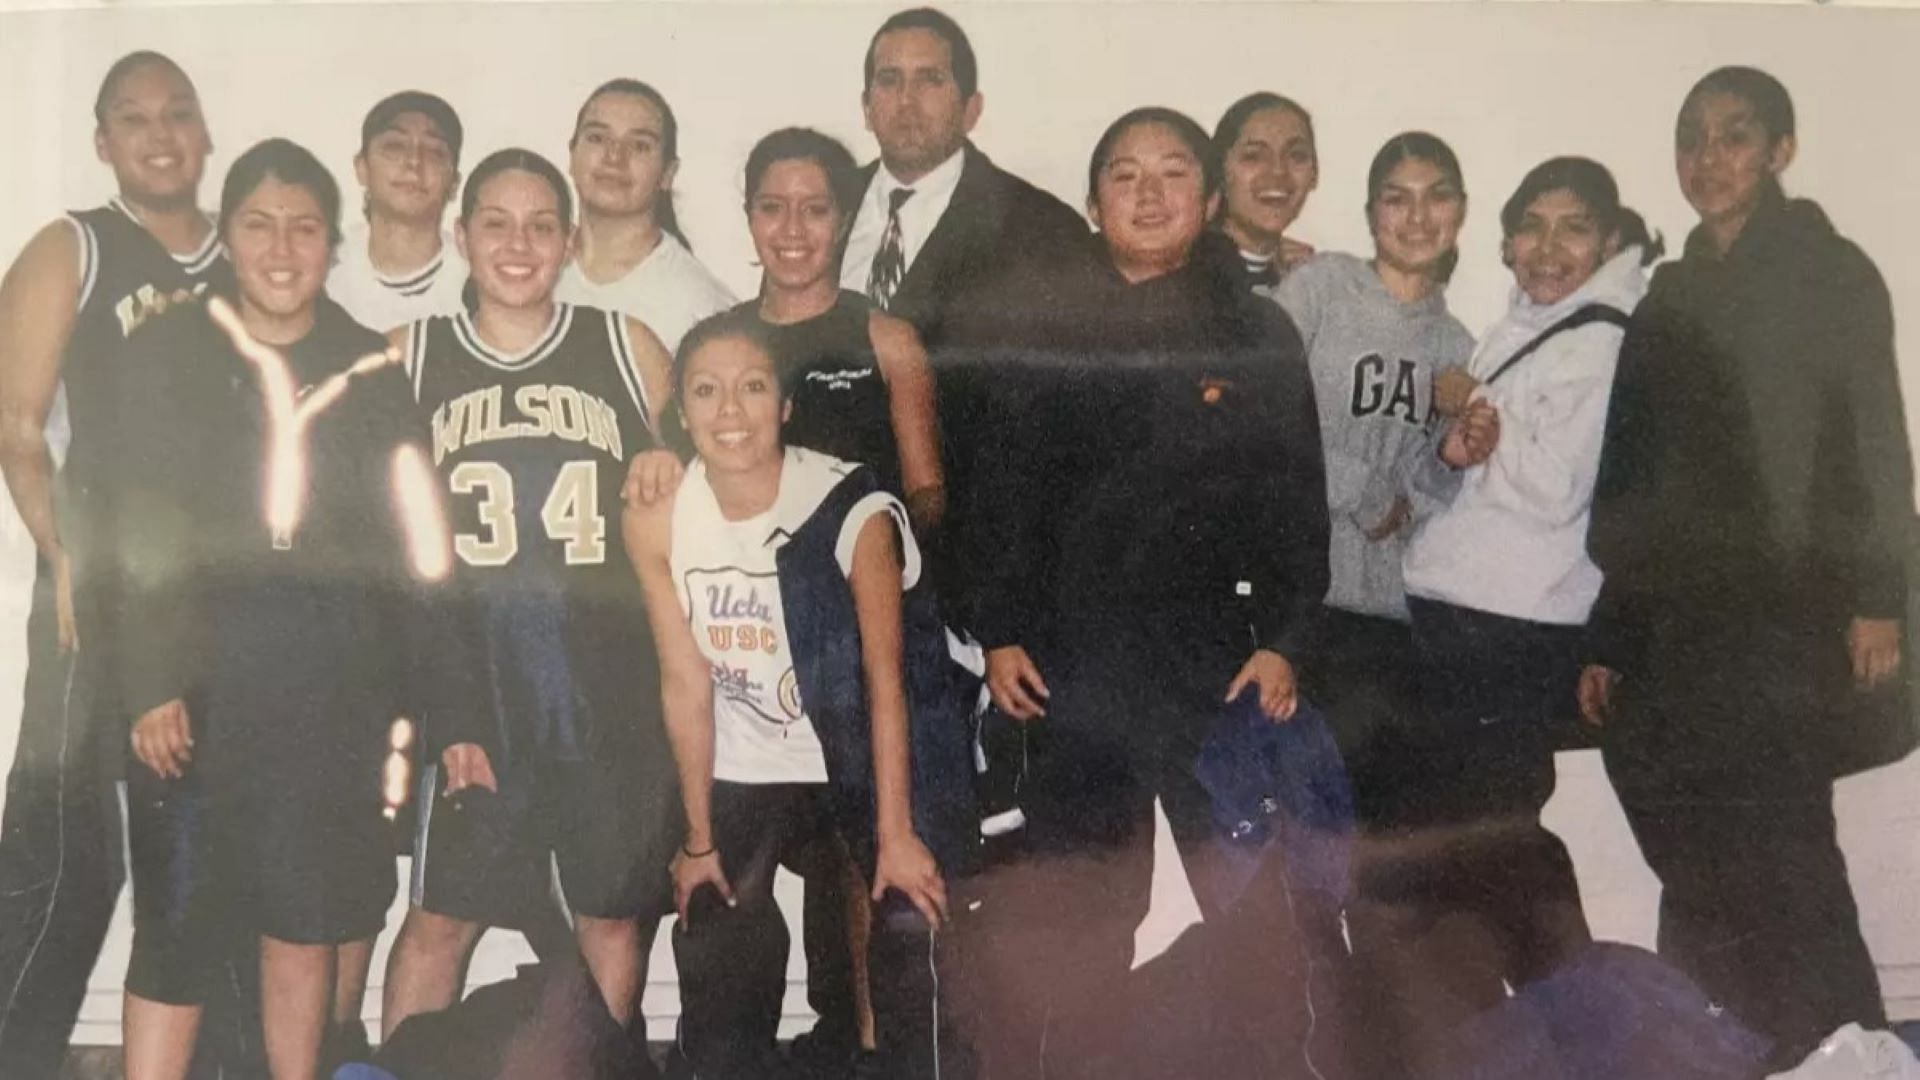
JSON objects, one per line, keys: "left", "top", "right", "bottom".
{"left": 0, "top": 52, "right": 224, "bottom": 1076}
{"left": 736, "top": 127, "right": 942, "bottom": 529}
{"left": 731, "top": 125, "right": 945, "bottom": 1075}
{"left": 380, "top": 149, "right": 680, "bottom": 1045}
{"left": 1212, "top": 92, "right": 1319, "bottom": 289}
{"left": 113, "top": 138, "right": 455, "bottom": 1080}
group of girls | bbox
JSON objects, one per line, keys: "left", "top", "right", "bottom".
{"left": 27, "top": 40, "right": 1908, "bottom": 1080}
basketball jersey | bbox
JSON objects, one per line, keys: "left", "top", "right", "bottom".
{"left": 404, "top": 303, "right": 657, "bottom": 760}
{"left": 61, "top": 199, "right": 227, "bottom": 566}
{"left": 328, "top": 221, "right": 467, "bottom": 333}
{"left": 669, "top": 447, "right": 922, "bottom": 785}
{"left": 746, "top": 292, "right": 903, "bottom": 499}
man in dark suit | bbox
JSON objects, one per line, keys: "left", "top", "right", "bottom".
{"left": 841, "top": 8, "right": 1100, "bottom": 611}
{"left": 843, "top": 8, "right": 1096, "bottom": 339}
{"left": 775, "top": 10, "right": 1099, "bottom": 1078}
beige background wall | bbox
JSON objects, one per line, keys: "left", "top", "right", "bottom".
{"left": 0, "top": 0, "right": 1917, "bottom": 1041}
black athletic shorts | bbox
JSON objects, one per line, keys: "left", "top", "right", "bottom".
{"left": 223, "top": 750, "right": 395, "bottom": 947}
{"left": 124, "top": 762, "right": 232, "bottom": 1005}
{"left": 410, "top": 751, "right": 678, "bottom": 927}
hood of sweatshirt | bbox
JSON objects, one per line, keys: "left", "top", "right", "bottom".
{"left": 1498, "top": 244, "right": 1650, "bottom": 336}
{"left": 1681, "top": 190, "right": 1839, "bottom": 267}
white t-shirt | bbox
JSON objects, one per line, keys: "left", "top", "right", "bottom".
{"left": 327, "top": 221, "right": 467, "bottom": 333}
{"left": 558, "top": 235, "right": 736, "bottom": 354}
{"left": 670, "top": 447, "right": 919, "bottom": 784}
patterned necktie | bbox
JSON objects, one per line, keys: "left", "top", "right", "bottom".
{"left": 866, "top": 187, "right": 915, "bottom": 310}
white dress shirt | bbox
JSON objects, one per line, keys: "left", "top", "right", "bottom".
{"left": 839, "top": 147, "right": 967, "bottom": 294}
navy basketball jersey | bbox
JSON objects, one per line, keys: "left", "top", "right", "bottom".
{"left": 62, "top": 199, "right": 227, "bottom": 555}
{"left": 404, "top": 303, "right": 658, "bottom": 759}
{"left": 748, "top": 291, "right": 903, "bottom": 499}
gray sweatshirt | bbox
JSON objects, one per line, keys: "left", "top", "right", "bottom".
{"left": 1268, "top": 252, "right": 1472, "bottom": 621}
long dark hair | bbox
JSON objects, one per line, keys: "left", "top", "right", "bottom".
{"left": 457, "top": 148, "right": 573, "bottom": 311}
{"left": 1087, "top": 106, "right": 1222, "bottom": 204}
{"left": 570, "top": 79, "right": 690, "bottom": 249}
{"left": 660, "top": 308, "right": 786, "bottom": 459}
{"left": 219, "top": 137, "right": 342, "bottom": 251}
{"left": 94, "top": 50, "right": 196, "bottom": 129}
{"left": 1500, "top": 156, "right": 1664, "bottom": 268}
{"left": 1366, "top": 131, "right": 1465, "bottom": 284}
{"left": 743, "top": 127, "right": 863, "bottom": 242}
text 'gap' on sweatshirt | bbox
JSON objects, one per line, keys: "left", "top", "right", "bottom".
{"left": 1268, "top": 251, "right": 1473, "bottom": 622}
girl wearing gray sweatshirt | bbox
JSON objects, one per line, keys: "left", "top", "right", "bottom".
{"left": 1270, "top": 131, "right": 1472, "bottom": 804}
{"left": 1271, "top": 131, "right": 1476, "bottom": 1078}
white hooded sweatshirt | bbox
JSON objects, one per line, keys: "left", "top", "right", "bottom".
{"left": 1403, "top": 246, "right": 1649, "bottom": 626}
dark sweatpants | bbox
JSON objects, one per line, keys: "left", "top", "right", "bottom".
{"left": 1400, "top": 597, "right": 1591, "bottom": 983}
{"left": 1597, "top": 604, "right": 1889, "bottom": 1072}
{"left": 673, "top": 782, "right": 961, "bottom": 1079}
{"left": 779, "top": 821, "right": 862, "bottom": 1065}
{"left": 1603, "top": 766, "right": 1884, "bottom": 1070}
{"left": 1311, "top": 602, "right": 1591, "bottom": 1078}
{"left": 951, "top": 651, "right": 1349, "bottom": 1080}
{"left": 0, "top": 566, "right": 121, "bottom": 1075}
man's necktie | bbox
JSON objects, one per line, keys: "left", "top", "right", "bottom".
{"left": 866, "top": 187, "right": 915, "bottom": 310}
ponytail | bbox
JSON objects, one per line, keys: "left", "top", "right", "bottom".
{"left": 657, "top": 198, "right": 691, "bottom": 251}
{"left": 572, "top": 78, "right": 692, "bottom": 251}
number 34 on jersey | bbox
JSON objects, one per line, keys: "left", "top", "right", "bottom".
{"left": 408, "top": 304, "right": 657, "bottom": 574}
{"left": 429, "top": 382, "right": 631, "bottom": 569}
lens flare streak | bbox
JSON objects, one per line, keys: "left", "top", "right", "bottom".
{"left": 206, "top": 296, "right": 448, "bottom": 582}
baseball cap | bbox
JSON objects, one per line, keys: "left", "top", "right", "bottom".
{"left": 360, "top": 90, "right": 463, "bottom": 165}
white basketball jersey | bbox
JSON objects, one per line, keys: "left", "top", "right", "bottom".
{"left": 669, "top": 447, "right": 917, "bottom": 784}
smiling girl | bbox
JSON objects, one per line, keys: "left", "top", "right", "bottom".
{"left": 111, "top": 137, "right": 454, "bottom": 1080}
{"left": 1212, "top": 92, "right": 1319, "bottom": 288}
{"left": 626, "top": 312, "right": 972, "bottom": 1078}
{"left": 379, "top": 149, "right": 682, "bottom": 1043}
{"left": 968, "top": 106, "right": 1329, "bottom": 1078}
{"left": 730, "top": 128, "right": 942, "bottom": 530}
{"left": 1272, "top": 132, "right": 1473, "bottom": 824}
{"left": 1394, "top": 156, "right": 1658, "bottom": 1057}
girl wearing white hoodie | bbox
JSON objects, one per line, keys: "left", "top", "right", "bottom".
{"left": 1400, "top": 157, "right": 1655, "bottom": 1016}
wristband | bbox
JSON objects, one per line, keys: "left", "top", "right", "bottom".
{"left": 681, "top": 841, "right": 716, "bottom": 859}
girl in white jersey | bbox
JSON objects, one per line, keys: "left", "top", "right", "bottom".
{"left": 558, "top": 79, "right": 735, "bottom": 353}
{"left": 626, "top": 312, "right": 967, "bottom": 1078}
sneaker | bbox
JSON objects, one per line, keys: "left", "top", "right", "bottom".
{"left": 1768, "top": 1023, "right": 1920, "bottom": 1079}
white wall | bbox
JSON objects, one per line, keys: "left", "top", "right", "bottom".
{"left": 4, "top": 0, "right": 1920, "bottom": 1044}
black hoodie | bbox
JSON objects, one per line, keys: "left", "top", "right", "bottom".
{"left": 968, "top": 235, "right": 1329, "bottom": 705}
{"left": 1587, "top": 192, "right": 1914, "bottom": 780}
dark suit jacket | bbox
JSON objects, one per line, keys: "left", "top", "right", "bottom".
{"left": 855, "top": 142, "right": 1100, "bottom": 353}
{"left": 849, "top": 143, "right": 1103, "bottom": 629}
